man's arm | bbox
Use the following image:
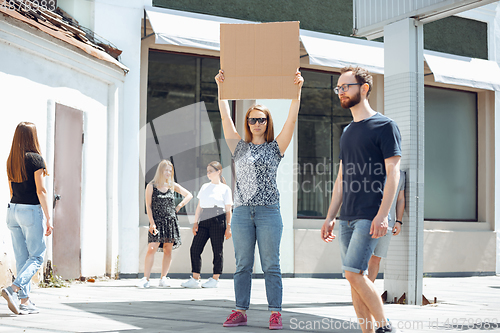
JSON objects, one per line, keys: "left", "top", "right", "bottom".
{"left": 321, "top": 161, "right": 343, "bottom": 242}
{"left": 370, "top": 155, "right": 400, "bottom": 238}
{"left": 392, "top": 189, "right": 405, "bottom": 236}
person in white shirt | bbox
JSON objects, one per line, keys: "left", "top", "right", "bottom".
{"left": 181, "top": 161, "right": 233, "bottom": 289}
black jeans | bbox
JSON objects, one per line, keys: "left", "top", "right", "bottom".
{"left": 190, "top": 208, "right": 226, "bottom": 274}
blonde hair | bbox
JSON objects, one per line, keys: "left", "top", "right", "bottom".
{"left": 151, "top": 160, "right": 174, "bottom": 190}
{"left": 244, "top": 104, "right": 274, "bottom": 143}
{"left": 207, "top": 161, "right": 226, "bottom": 184}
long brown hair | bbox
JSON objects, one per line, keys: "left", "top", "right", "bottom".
{"left": 207, "top": 161, "right": 226, "bottom": 184}
{"left": 7, "top": 122, "right": 47, "bottom": 183}
{"left": 244, "top": 105, "right": 274, "bottom": 143}
{"left": 151, "top": 160, "right": 175, "bottom": 190}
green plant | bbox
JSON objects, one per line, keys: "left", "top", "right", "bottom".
{"left": 39, "top": 260, "right": 69, "bottom": 288}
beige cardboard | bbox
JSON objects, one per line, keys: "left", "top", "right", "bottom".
{"left": 220, "top": 21, "right": 300, "bottom": 100}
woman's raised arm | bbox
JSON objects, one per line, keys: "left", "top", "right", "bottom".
{"left": 215, "top": 70, "right": 241, "bottom": 154}
{"left": 276, "top": 70, "right": 304, "bottom": 155}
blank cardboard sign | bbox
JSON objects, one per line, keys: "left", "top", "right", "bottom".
{"left": 220, "top": 21, "right": 300, "bottom": 100}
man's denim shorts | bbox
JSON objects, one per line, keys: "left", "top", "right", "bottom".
{"left": 372, "top": 226, "right": 393, "bottom": 258}
{"left": 338, "top": 219, "right": 379, "bottom": 275}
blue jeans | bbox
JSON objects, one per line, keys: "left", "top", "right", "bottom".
{"left": 231, "top": 204, "right": 283, "bottom": 311}
{"left": 339, "top": 219, "right": 379, "bottom": 275}
{"left": 6, "top": 203, "right": 46, "bottom": 299}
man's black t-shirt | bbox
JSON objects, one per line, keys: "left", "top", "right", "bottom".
{"left": 10, "top": 152, "right": 46, "bottom": 205}
{"left": 339, "top": 113, "right": 401, "bottom": 221}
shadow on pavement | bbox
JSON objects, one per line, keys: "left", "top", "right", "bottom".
{"left": 65, "top": 299, "right": 360, "bottom": 332}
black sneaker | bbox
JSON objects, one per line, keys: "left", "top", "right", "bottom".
{"left": 376, "top": 321, "right": 397, "bottom": 333}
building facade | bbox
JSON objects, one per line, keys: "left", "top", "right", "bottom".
{"left": 1, "top": 0, "right": 498, "bottom": 290}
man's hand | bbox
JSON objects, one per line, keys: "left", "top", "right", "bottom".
{"left": 370, "top": 215, "right": 388, "bottom": 238}
{"left": 192, "top": 222, "right": 198, "bottom": 235}
{"left": 321, "top": 219, "right": 336, "bottom": 243}
{"left": 392, "top": 222, "right": 401, "bottom": 236}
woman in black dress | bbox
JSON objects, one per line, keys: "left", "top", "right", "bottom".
{"left": 137, "top": 160, "right": 192, "bottom": 288}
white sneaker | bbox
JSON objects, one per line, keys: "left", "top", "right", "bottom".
{"left": 159, "top": 276, "right": 171, "bottom": 287}
{"left": 202, "top": 277, "right": 219, "bottom": 288}
{"left": 181, "top": 277, "right": 201, "bottom": 289}
{"left": 19, "top": 300, "right": 39, "bottom": 314}
{"left": 136, "top": 277, "right": 150, "bottom": 288}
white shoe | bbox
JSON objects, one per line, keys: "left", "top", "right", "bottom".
{"left": 136, "top": 277, "right": 150, "bottom": 288}
{"left": 159, "top": 276, "right": 171, "bottom": 287}
{"left": 181, "top": 277, "right": 201, "bottom": 289}
{"left": 19, "top": 300, "right": 39, "bottom": 314}
{"left": 202, "top": 277, "right": 219, "bottom": 288}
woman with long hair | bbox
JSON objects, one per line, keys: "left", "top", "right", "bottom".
{"left": 136, "top": 159, "right": 192, "bottom": 288}
{"left": 181, "top": 161, "right": 232, "bottom": 289}
{"left": 215, "top": 69, "right": 304, "bottom": 330}
{"left": 2, "top": 122, "right": 52, "bottom": 315}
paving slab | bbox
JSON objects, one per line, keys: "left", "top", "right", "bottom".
{"left": 0, "top": 276, "right": 499, "bottom": 332}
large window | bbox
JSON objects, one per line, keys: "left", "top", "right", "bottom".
{"left": 146, "top": 51, "right": 232, "bottom": 214}
{"left": 297, "top": 70, "right": 352, "bottom": 217}
{"left": 424, "top": 86, "right": 477, "bottom": 221}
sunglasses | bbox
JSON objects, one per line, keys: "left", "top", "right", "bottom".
{"left": 248, "top": 118, "right": 267, "bottom": 125}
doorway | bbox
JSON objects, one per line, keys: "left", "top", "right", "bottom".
{"left": 52, "top": 103, "right": 84, "bottom": 279}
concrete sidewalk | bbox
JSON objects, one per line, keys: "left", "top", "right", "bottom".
{"left": 0, "top": 276, "right": 499, "bottom": 332}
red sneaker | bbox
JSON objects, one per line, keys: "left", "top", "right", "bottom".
{"left": 223, "top": 310, "right": 247, "bottom": 327}
{"left": 269, "top": 312, "right": 283, "bottom": 330}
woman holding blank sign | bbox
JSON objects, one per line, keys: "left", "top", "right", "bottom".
{"left": 215, "top": 69, "right": 303, "bottom": 330}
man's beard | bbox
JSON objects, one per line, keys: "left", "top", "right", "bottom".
{"left": 340, "top": 91, "right": 361, "bottom": 109}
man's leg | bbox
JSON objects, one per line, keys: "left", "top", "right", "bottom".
{"left": 352, "top": 285, "right": 375, "bottom": 333}
{"left": 346, "top": 271, "right": 387, "bottom": 329}
{"left": 339, "top": 219, "right": 375, "bottom": 332}
{"left": 341, "top": 219, "right": 387, "bottom": 330}
{"left": 369, "top": 230, "right": 391, "bottom": 282}
{"left": 367, "top": 255, "right": 381, "bottom": 282}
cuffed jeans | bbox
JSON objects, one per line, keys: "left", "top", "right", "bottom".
{"left": 6, "top": 203, "right": 46, "bottom": 299}
{"left": 231, "top": 204, "right": 283, "bottom": 311}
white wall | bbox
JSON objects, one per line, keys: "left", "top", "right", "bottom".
{"left": 0, "top": 14, "right": 125, "bottom": 280}
{"left": 93, "top": 0, "right": 152, "bottom": 275}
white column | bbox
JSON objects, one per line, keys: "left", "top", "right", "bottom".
{"left": 106, "top": 83, "right": 121, "bottom": 277}
{"left": 494, "top": 89, "right": 500, "bottom": 276}
{"left": 93, "top": 0, "right": 152, "bottom": 275}
{"left": 493, "top": 4, "right": 500, "bottom": 276}
{"left": 383, "top": 18, "right": 424, "bottom": 305}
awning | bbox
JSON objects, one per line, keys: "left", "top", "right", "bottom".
{"left": 144, "top": 6, "right": 500, "bottom": 91}
{"left": 144, "top": 6, "right": 385, "bottom": 73}
{"left": 424, "top": 50, "right": 500, "bottom": 91}
{"left": 299, "top": 30, "right": 385, "bottom": 75}
{"left": 145, "top": 6, "right": 249, "bottom": 51}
